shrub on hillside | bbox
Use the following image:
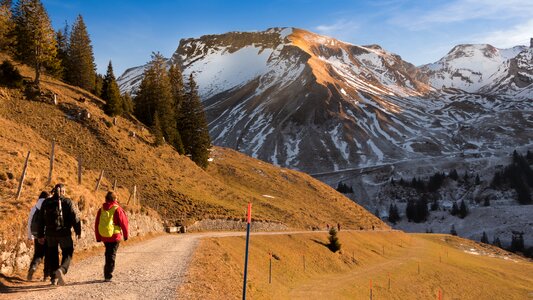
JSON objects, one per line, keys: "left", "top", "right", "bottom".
{"left": 327, "top": 227, "right": 341, "bottom": 253}
{"left": 0, "top": 60, "right": 23, "bottom": 88}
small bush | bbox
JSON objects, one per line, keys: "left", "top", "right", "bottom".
{"left": 327, "top": 227, "right": 341, "bottom": 252}
{"left": 0, "top": 60, "right": 24, "bottom": 88}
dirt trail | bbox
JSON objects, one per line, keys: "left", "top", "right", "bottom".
{"left": 1, "top": 231, "right": 317, "bottom": 300}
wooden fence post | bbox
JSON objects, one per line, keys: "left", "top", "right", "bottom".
{"left": 16, "top": 151, "right": 31, "bottom": 201}
{"left": 94, "top": 170, "right": 104, "bottom": 192}
{"left": 47, "top": 140, "right": 55, "bottom": 185}
{"left": 77, "top": 156, "right": 82, "bottom": 185}
{"left": 133, "top": 185, "right": 137, "bottom": 205}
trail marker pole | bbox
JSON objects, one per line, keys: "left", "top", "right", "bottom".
{"left": 242, "top": 203, "right": 252, "bottom": 300}
{"left": 15, "top": 151, "right": 31, "bottom": 201}
{"left": 133, "top": 185, "right": 137, "bottom": 205}
{"left": 269, "top": 251, "right": 272, "bottom": 284}
{"left": 388, "top": 272, "right": 391, "bottom": 290}
{"left": 113, "top": 179, "right": 117, "bottom": 191}
{"left": 47, "top": 140, "right": 55, "bottom": 185}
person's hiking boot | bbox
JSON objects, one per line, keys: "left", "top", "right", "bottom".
{"left": 26, "top": 267, "right": 35, "bottom": 281}
{"left": 104, "top": 278, "right": 112, "bottom": 282}
{"left": 50, "top": 278, "right": 58, "bottom": 286}
{"left": 54, "top": 269, "right": 66, "bottom": 286}
{"left": 43, "top": 275, "right": 50, "bottom": 282}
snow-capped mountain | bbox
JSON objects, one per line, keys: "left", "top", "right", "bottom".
{"left": 419, "top": 43, "right": 533, "bottom": 97}
{"left": 118, "top": 27, "right": 533, "bottom": 174}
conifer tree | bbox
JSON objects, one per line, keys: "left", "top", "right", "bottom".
{"left": 121, "top": 92, "right": 134, "bottom": 116}
{"left": 66, "top": 14, "right": 96, "bottom": 91}
{"left": 12, "top": 0, "right": 58, "bottom": 85}
{"left": 327, "top": 227, "right": 341, "bottom": 252}
{"left": 449, "top": 169, "right": 459, "bottom": 181}
{"left": 450, "top": 224, "right": 457, "bottom": 236}
{"left": 152, "top": 112, "right": 163, "bottom": 145}
{"left": 0, "top": 0, "right": 14, "bottom": 51}
{"left": 177, "top": 73, "right": 211, "bottom": 168}
{"left": 458, "top": 199, "right": 468, "bottom": 218}
{"left": 492, "top": 236, "right": 502, "bottom": 248}
{"left": 102, "top": 61, "right": 122, "bottom": 116}
{"left": 55, "top": 22, "right": 68, "bottom": 80}
{"left": 480, "top": 232, "right": 489, "bottom": 244}
{"left": 451, "top": 201, "right": 459, "bottom": 216}
{"left": 388, "top": 203, "right": 400, "bottom": 224}
{"left": 135, "top": 53, "right": 182, "bottom": 150}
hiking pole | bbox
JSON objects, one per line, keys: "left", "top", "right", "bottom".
{"left": 242, "top": 203, "right": 252, "bottom": 300}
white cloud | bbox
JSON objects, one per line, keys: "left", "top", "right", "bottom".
{"left": 472, "top": 19, "right": 533, "bottom": 48}
{"left": 392, "top": 0, "right": 533, "bottom": 29}
{"left": 314, "top": 19, "right": 359, "bottom": 41}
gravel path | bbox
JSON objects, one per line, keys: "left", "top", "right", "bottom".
{"left": 5, "top": 234, "right": 202, "bottom": 300}
{"left": 3, "top": 231, "right": 318, "bottom": 300}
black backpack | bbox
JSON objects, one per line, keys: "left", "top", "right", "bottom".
{"left": 43, "top": 197, "right": 65, "bottom": 232}
{"left": 30, "top": 207, "right": 41, "bottom": 236}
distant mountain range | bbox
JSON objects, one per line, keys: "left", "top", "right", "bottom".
{"left": 118, "top": 27, "right": 533, "bottom": 174}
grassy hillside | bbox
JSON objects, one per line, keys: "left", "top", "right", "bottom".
{"left": 180, "top": 231, "right": 533, "bottom": 299}
{"left": 0, "top": 53, "right": 385, "bottom": 235}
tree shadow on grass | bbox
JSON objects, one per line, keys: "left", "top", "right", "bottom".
{"left": 311, "top": 238, "right": 328, "bottom": 248}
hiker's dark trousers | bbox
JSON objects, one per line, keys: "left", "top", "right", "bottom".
{"left": 47, "top": 235, "right": 74, "bottom": 277}
{"left": 104, "top": 242, "right": 120, "bottom": 280}
{"left": 29, "top": 239, "right": 50, "bottom": 276}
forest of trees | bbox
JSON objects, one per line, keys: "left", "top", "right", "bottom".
{"left": 491, "top": 150, "right": 533, "bottom": 204}
{"left": 0, "top": 0, "right": 211, "bottom": 168}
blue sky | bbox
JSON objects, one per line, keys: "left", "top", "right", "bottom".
{"left": 42, "top": 0, "right": 533, "bottom": 76}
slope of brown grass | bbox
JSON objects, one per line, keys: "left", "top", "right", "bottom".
{"left": 0, "top": 52, "right": 385, "bottom": 232}
{"left": 180, "top": 231, "right": 533, "bottom": 299}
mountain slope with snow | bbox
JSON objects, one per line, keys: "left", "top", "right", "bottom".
{"left": 118, "top": 28, "right": 533, "bottom": 174}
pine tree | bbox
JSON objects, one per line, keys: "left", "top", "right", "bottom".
{"left": 483, "top": 197, "right": 490, "bottom": 206}
{"left": 492, "top": 236, "right": 502, "bottom": 248}
{"left": 449, "top": 169, "right": 459, "bottom": 181}
{"left": 388, "top": 203, "right": 400, "bottom": 224}
{"left": 102, "top": 61, "right": 122, "bottom": 116}
{"left": 475, "top": 174, "right": 481, "bottom": 185}
{"left": 451, "top": 201, "right": 459, "bottom": 216}
{"left": 177, "top": 73, "right": 211, "bottom": 168}
{"left": 458, "top": 200, "right": 468, "bottom": 218}
{"left": 510, "top": 232, "right": 524, "bottom": 253}
{"left": 55, "top": 21, "right": 68, "bottom": 80}
{"left": 135, "top": 53, "right": 182, "bottom": 151}
{"left": 480, "top": 231, "right": 489, "bottom": 244}
{"left": 66, "top": 14, "right": 96, "bottom": 92}
{"left": 0, "top": 1, "right": 14, "bottom": 51}
{"left": 12, "top": 0, "right": 58, "bottom": 85}
{"left": 327, "top": 227, "right": 341, "bottom": 252}
{"left": 152, "top": 112, "right": 163, "bottom": 145}
{"left": 450, "top": 224, "right": 457, "bottom": 236}
{"left": 406, "top": 200, "right": 416, "bottom": 222}
{"left": 430, "top": 198, "right": 439, "bottom": 211}
{"left": 121, "top": 92, "right": 134, "bottom": 116}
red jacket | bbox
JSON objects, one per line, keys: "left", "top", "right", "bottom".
{"left": 94, "top": 201, "right": 129, "bottom": 243}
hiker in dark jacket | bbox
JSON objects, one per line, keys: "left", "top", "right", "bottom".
{"left": 38, "top": 183, "right": 82, "bottom": 286}
{"left": 27, "top": 191, "right": 51, "bottom": 281}
{"left": 95, "top": 191, "right": 129, "bottom": 282}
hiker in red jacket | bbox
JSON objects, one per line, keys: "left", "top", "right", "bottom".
{"left": 95, "top": 191, "right": 129, "bottom": 282}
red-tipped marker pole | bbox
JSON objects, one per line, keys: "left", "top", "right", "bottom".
{"left": 242, "top": 203, "right": 252, "bottom": 300}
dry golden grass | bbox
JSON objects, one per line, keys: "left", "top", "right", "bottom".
{"left": 181, "top": 231, "right": 533, "bottom": 299}
{"left": 0, "top": 52, "right": 385, "bottom": 240}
